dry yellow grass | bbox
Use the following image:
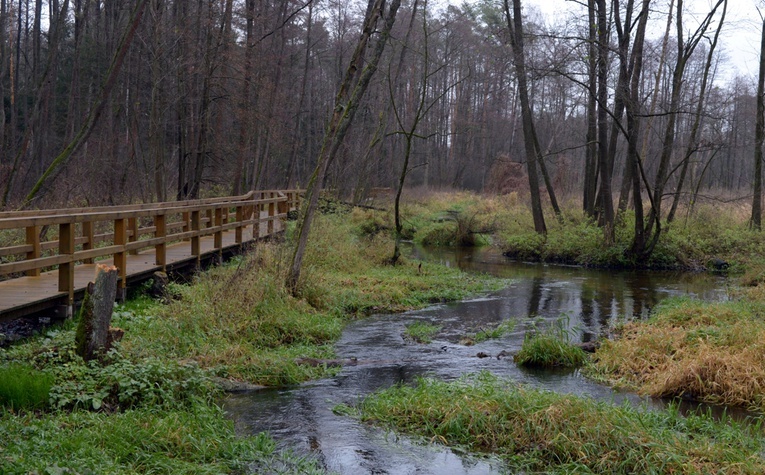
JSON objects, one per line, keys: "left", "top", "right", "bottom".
{"left": 590, "top": 291, "right": 765, "bottom": 410}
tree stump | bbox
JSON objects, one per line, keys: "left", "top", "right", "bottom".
{"left": 75, "top": 264, "right": 119, "bottom": 361}
{"left": 149, "top": 271, "right": 169, "bottom": 299}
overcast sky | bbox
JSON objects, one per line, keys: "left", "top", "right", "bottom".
{"left": 445, "top": 0, "right": 762, "bottom": 82}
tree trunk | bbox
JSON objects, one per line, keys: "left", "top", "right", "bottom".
{"left": 668, "top": 2, "right": 725, "bottom": 224}
{"left": 19, "top": 0, "right": 150, "bottom": 208}
{"left": 583, "top": 0, "right": 598, "bottom": 216}
{"left": 753, "top": 13, "right": 765, "bottom": 230}
{"left": 504, "top": 0, "right": 546, "bottom": 234}
{"left": 287, "top": 0, "right": 402, "bottom": 294}
{"left": 596, "top": 0, "right": 614, "bottom": 242}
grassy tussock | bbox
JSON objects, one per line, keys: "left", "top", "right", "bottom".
{"left": 403, "top": 322, "right": 442, "bottom": 343}
{"left": 514, "top": 323, "right": 588, "bottom": 368}
{"left": 589, "top": 296, "right": 765, "bottom": 410}
{"left": 356, "top": 373, "right": 765, "bottom": 474}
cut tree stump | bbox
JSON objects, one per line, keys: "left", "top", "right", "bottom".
{"left": 75, "top": 264, "right": 119, "bottom": 361}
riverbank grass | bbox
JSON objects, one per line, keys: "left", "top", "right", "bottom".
{"left": 589, "top": 294, "right": 765, "bottom": 410}
{"left": 117, "top": 214, "right": 503, "bottom": 385}
{"left": 353, "top": 372, "right": 765, "bottom": 474}
{"left": 380, "top": 190, "right": 765, "bottom": 270}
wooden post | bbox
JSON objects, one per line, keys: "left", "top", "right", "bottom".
{"left": 191, "top": 210, "right": 201, "bottom": 267}
{"left": 25, "top": 225, "right": 41, "bottom": 277}
{"left": 114, "top": 218, "right": 127, "bottom": 302}
{"left": 214, "top": 207, "right": 223, "bottom": 261}
{"left": 268, "top": 200, "right": 275, "bottom": 235}
{"left": 82, "top": 221, "right": 94, "bottom": 264}
{"left": 58, "top": 222, "right": 75, "bottom": 315}
{"left": 235, "top": 205, "right": 244, "bottom": 245}
{"left": 128, "top": 217, "right": 138, "bottom": 255}
{"left": 206, "top": 209, "right": 214, "bottom": 229}
{"left": 252, "top": 203, "right": 260, "bottom": 240}
{"left": 155, "top": 213, "right": 166, "bottom": 269}
{"left": 182, "top": 211, "right": 190, "bottom": 241}
{"left": 277, "top": 197, "right": 288, "bottom": 233}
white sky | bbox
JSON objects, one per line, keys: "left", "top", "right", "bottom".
{"left": 526, "top": 0, "right": 762, "bottom": 81}
{"left": 445, "top": 0, "right": 763, "bottom": 82}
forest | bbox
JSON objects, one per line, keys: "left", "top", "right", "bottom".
{"left": 0, "top": 0, "right": 756, "bottom": 228}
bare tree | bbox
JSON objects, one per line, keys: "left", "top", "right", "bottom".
{"left": 287, "top": 0, "right": 402, "bottom": 294}
{"left": 753, "top": 8, "right": 765, "bottom": 230}
{"left": 503, "top": 0, "right": 546, "bottom": 234}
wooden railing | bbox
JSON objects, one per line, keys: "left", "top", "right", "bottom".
{"left": 0, "top": 190, "right": 301, "bottom": 312}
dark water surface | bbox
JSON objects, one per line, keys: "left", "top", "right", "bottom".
{"left": 225, "top": 247, "right": 730, "bottom": 474}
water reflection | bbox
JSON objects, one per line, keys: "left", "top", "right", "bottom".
{"left": 412, "top": 245, "right": 728, "bottom": 342}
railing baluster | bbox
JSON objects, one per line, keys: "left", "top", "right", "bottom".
{"left": 114, "top": 218, "right": 128, "bottom": 301}
{"left": 235, "top": 205, "right": 244, "bottom": 245}
{"left": 155, "top": 214, "right": 166, "bottom": 269}
{"left": 214, "top": 207, "right": 223, "bottom": 252}
{"left": 25, "top": 226, "right": 41, "bottom": 277}
{"left": 252, "top": 203, "right": 260, "bottom": 240}
{"left": 268, "top": 195, "right": 275, "bottom": 236}
{"left": 128, "top": 217, "right": 138, "bottom": 255}
{"left": 82, "top": 221, "right": 94, "bottom": 264}
{"left": 191, "top": 210, "right": 201, "bottom": 266}
{"left": 58, "top": 222, "right": 75, "bottom": 315}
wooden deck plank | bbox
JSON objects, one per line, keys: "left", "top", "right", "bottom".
{"left": 0, "top": 215, "right": 283, "bottom": 318}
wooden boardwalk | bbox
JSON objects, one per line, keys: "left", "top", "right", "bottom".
{"left": 0, "top": 192, "right": 299, "bottom": 320}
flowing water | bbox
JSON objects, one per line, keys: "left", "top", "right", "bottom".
{"left": 224, "top": 246, "right": 731, "bottom": 474}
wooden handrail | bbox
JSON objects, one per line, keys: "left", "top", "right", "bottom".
{"left": 0, "top": 191, "right": 258, "bottom": 219}
{"left": 0, "top": 190, "right": 302, "bottom": 312}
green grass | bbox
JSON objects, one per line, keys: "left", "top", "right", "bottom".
{"left": 109, "top": 214, "right": 503, "bottom": 386}
{"left": 403, "top": 321, "right": 442, "bottom": 344}
{"left": 0, "top": 364, "right": 53, "bottom": 410}
{"left": 513, "top": 321, "right": 588, "bottom": 368}
{"left": 0, "top": 403, "right": 325, "bottom": 475}
{"left": 352, "top": 372, "right": 765, "bottom": 474}
{"left": 473, "top": 321, "right": 515, "bottom": 343}
{"left": 370, "top": 191, "right": 765, "bottom": 271}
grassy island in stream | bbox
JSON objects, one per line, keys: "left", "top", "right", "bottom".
{"left": 588, "top": 290, "right": 765, "bottom": 411}
{"left": 0, "top": 212, "right": 504, "bottom": 474}
{"left": 352, "top": 373, "right": 765, "bottom": 474}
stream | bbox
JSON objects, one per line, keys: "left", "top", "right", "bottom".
{"left": 224, "top": 246, "right": 731, "bottom": 474}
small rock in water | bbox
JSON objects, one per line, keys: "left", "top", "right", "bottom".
{"left": 577, "top": 341, "right": 600, "bottom": 353}
{"left": 476, "top": 352, "right": 490, "bottom": 358}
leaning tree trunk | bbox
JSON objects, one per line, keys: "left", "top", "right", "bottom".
{"left": 287, "top": 0, "right": 402, "bottom": 294}
{"left": 75, "top": 264, "right": 119, "bottom": 361}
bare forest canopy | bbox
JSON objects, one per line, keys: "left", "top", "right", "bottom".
{"left": 0, "top": 0, "right": 758, "bottom": 214}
